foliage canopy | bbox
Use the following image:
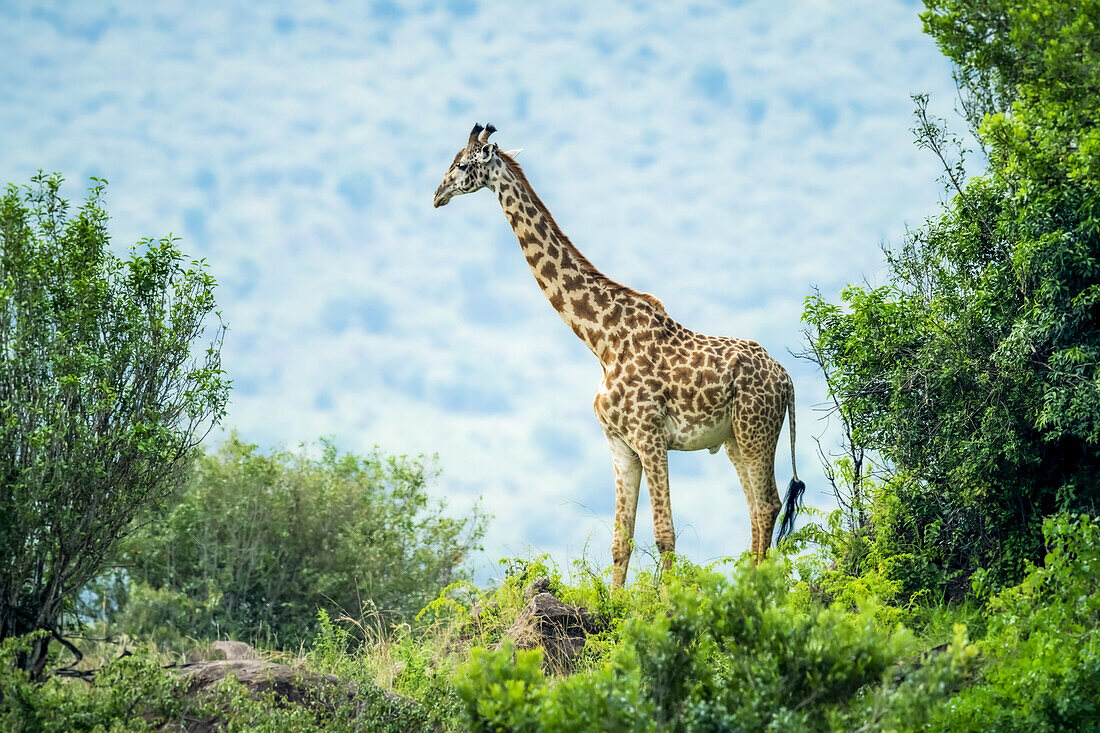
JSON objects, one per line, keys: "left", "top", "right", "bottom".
{"left": 803, "top": 0, "right": 1100, "bottom": 589}
{"left": 0, "top": 174, "right": 228, "bottom": 676}
{"left": 108, "top": 435, "right": 489, "bottom": 647}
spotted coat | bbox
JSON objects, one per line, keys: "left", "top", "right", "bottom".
{"left": 435, "top": 124, "right": 801, "bottom": 587}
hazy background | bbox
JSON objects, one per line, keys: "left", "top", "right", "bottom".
{"left": 1, "top": 0, "right": 962, "bottom": 582}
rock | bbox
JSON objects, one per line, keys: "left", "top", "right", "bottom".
{"left": 176, "top": 659, "right": 340, "bottom": 706}
{"left": 169, "top": 659, "right": 420, "bottom": 731}
{"left": 502, "top": 592, "right": 598, "bottom": 673}
{"left": 210, "top": 640, "right": 256, "bottom": 660}
{"left": 523, "top": 576, "right": 552, "bottom": 600}
{"left": 182, "top": 640, "right": 257, "bottom": 663}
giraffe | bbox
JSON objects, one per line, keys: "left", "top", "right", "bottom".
{"left": 434, "top": 124, "right": 805, "bottom": 587}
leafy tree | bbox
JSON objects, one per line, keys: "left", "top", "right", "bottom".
{"left": 109, "top": 435, "right": 488, "bottom": 647}
{"left": 803, "top": 0, "right": 1100, "bottom": 591}
{"left": 0, "top": 174, "right": 228, "bottom": 677}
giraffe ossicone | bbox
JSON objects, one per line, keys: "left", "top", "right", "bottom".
{"left": 435, "top": 123, "right": 805, "bottom": 587}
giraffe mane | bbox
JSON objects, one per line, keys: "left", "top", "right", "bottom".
{"left": 497, "top": 151, "right": 666, "bottom": 314}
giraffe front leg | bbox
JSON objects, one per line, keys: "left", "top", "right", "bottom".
{"left": 607, "top": 435, "right": 642, "bottom": 588}
{"left": 638, "top": 444, "right": 675, "bottom": 574}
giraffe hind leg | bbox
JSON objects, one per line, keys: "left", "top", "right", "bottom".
{"left": 724, "top": 440, "right": 778, "bottom": 561}
{"left": 745, "top": 456, "right": 781, "bottom": 559}
{"left": 728, "top": 401, "right": 784, "bottom": 560}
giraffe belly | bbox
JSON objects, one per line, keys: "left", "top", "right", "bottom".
{"left": 664, "top": 413, "right": 733, "bottom": 452}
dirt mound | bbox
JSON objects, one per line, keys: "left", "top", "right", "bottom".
{"left": 502, "top": 585, "right": 600, "bottom": 673}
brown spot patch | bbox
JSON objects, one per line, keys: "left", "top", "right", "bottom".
{"left": 572, "top": 293, "right": 598, "bottom": 322}
{"left": 602, "top": 304, "right": 623, "bottom": 329}
{"left": 697, "top": 369, "right": 719, "bottom": 385}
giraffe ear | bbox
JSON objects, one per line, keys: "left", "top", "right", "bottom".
{"left": 479, "top": 143, "right": 498, "bottom": 162}
{"left": 503, "top": 148, "right": 523, "bottom": 157}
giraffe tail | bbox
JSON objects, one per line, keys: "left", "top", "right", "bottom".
{"left": 777, "top": 380, "right": 805, "bottom": 543}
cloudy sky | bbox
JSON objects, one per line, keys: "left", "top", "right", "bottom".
{"left": 2, "top": 0, "right": 963, "bottom": 583}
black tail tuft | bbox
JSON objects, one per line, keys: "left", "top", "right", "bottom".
{"left": 776, "top": 478, "right": 806, "bottom": 543}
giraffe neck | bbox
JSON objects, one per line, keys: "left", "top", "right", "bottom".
{"left": 491, "top": 155, "right": 655, "bottom": 360}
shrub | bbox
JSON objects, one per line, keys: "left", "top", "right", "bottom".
{"left": 455, "top": 556, "right": 926, "bottom": 732}
{"left": 932, "top": 514, "right": 1100, "bottom": 730}
{"left": 1, "top": 635, "right": 184, "bottom": 732}
{"left": 105, "top": 435, "right": 488, "bottom": 648}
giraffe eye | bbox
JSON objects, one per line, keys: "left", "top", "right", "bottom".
{"left": 457, "top": 164, "right": 468, "bottom": 171}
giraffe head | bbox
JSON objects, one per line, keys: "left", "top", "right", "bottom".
{"left": 433, "top": 123, "right": 503, "bottom": 208}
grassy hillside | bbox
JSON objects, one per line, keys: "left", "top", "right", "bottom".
{"left": 4, "top": 513, "right": 1098, "bottom": 731}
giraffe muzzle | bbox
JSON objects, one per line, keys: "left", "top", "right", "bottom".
{"left": 433, "top": 186, "right": 451, "bottom": 208}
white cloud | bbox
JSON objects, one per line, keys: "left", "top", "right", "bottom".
{"left": 0, "top": 0, "right": 965, "bottom": 585}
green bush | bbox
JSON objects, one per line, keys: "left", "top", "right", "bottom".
{"left": 104, "top": 434, "right": 488, "bottom": 648}
{"left": 454, "top": 557, "right": 932, "bottom": 732}
{"left": 932, "top": 514, "right": 1100, "bottom": 730}
{"left": 1, "top": 634, "right": 185, "bottom": 732}
{"left": 451, "top": 524, "right": 1100, "bottom": 731}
